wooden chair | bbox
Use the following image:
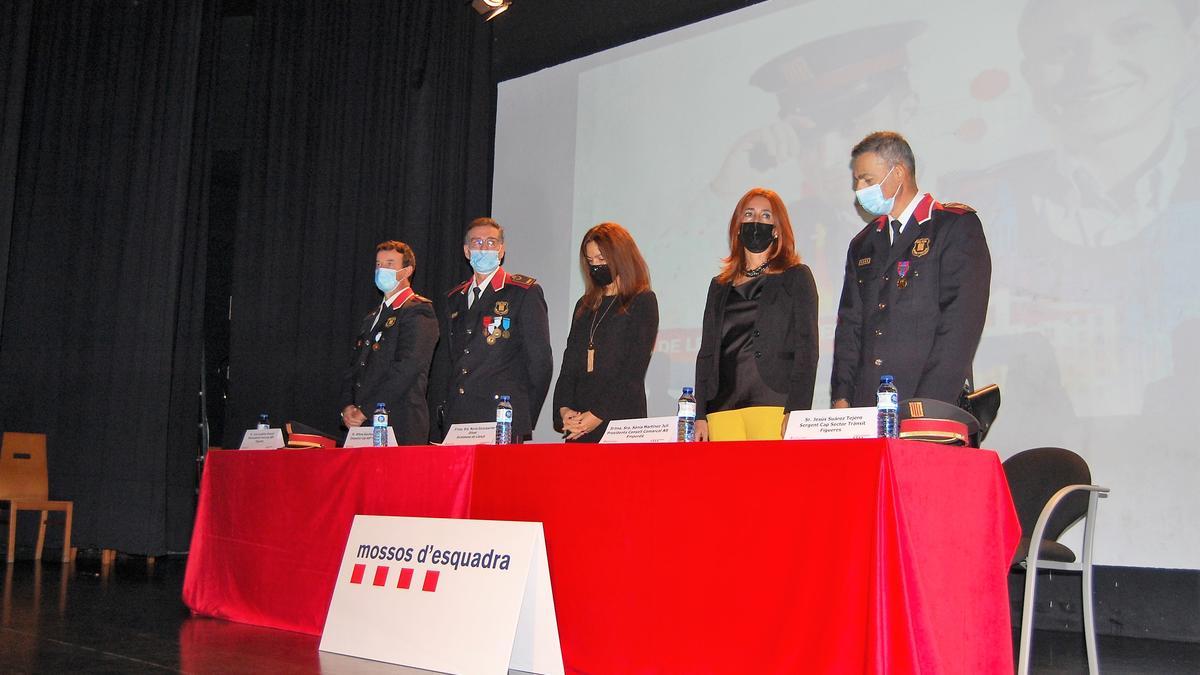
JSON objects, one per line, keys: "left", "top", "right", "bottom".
{"left": 0, "top": 432, "right": 73, "bottom": 564}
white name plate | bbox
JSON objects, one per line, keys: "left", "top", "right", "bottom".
{"left": 784, "top": 407, "right": 877, "bottom": 440}
{"left": 599, "top": 416, "right": 678, "bottom": 444}
{"left": 239, "top": 428, "right": 285, "bottom": 450}
{"left": 442, "top": 422, "right": 497, "bottom": 446}
{"left": 320, "top": 515, "right": 563, "bottom": 675}
{"left": 344, "top": 426, "right": 399, "bottom": 448}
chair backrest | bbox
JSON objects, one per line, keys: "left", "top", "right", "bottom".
{"left": 0, "top": 432, "right": 50, "bottom": 500}
{"left": 1002, "top": 446, "right": 1091, "bottom": 541}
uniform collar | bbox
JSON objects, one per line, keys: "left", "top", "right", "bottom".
{"left": 874, "top": 192, "right": 935, "bottom": 231}
{"left": 386, "top": 286, "right": 415, "bottom": 310}
{"left": 464, "top": 267, "right": 507, "bottom": 294}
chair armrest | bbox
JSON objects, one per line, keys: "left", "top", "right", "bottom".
{"left": 1027, "top": 484, "right": 1110, "bottom": 558}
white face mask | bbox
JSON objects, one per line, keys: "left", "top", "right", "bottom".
{"left": 855, "top": 165, "right": 899, "bottom": 216}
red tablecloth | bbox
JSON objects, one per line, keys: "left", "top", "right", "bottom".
{"left": 183, "top": 439, "right": 1019, "bottom": 673}
{"left": 182, "top": 446, "right": 476, "bottom": 634}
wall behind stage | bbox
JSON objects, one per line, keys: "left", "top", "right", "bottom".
{"left": 494, "top": 0, "right": 1200, "bottom": 569}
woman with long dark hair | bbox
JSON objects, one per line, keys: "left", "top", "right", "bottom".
{"left": 553, "top": 223, "right": 659, "bottom": 442}
{"left": 693, "top": 187, "right": 819, "bottom": 441}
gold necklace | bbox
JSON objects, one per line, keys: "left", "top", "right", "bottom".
{"left": 586, "top": 295, "right": 618, "bottom": 373}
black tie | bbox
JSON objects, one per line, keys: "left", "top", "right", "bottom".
{"left": 890, "top": 219, "right": 902, "bottom": 246}
{"left": 471, "top": 287, "right": 481, "bottom": 309}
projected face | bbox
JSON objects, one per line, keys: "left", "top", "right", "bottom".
{"left": 1020, "top": 0, "right": 1199, "bottom": 140}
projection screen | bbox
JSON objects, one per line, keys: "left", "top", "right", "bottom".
{"left": 493, "top": 0, "right": 1200, "bottom": 569}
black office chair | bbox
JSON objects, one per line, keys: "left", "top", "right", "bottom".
{"left": 1003, "top": 447, "right": 1109, "bottom": 675}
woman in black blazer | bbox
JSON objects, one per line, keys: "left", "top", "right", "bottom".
{"left": 553, "top": 223, "right": 659, "bottom": 442}
{"left": 693, "top": 187, "right": 818, "bottom": 441}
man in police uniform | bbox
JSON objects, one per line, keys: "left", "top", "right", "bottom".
{"left": 428, "top": 217, "right": 553, "bottom": 442}
{"left": 340, "top": 240, "right": 439, "bottom": 445}
{"left": 831, "top": 132, "right": 991, "bottom": 408}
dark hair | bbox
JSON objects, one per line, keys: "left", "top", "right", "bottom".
{"left": 463, "top": 217, "right": 505, "bottom": 244}
{"left": 851, "top": 131, "right": 916, "bottom": 177}
{"left": 716, "top": 188, "right": 801, "bottom": 285}
{"left": 576, "top": 222, "right": 652, "bottom": 318}
{"left": 375, "top": 240, "right": 415, "bottom": 271}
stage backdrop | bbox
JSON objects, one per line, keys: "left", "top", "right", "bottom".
{"left": 493, "top": 0, "right": 1200, "bottom": 570}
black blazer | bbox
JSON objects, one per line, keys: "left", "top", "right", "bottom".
{"left": 694, "top": 264, "right": 819, "bottom": 419}
{"left": 339, "top": 288, "right": 439, "bottom": 445}
{"left": 552, "top": 291, "right": 659, "bottom": 442}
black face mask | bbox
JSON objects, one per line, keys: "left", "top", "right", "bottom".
{"left": 588, "top": 264, "right": 613, "bottom": 287}
{"left": 739, "top": 221, "right": 776, "bottom": 254}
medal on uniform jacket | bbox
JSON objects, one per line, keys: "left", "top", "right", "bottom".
{"left": 385, "top": 316, "right": 396, "bottom": 328}
{"left": 912, "top": 237, "right": 930, "bottom": 257}
{"left": 494, "top": 300, "right": 509, "bottom": 316}
{"left": 500, "top": 316, "right": 511, "bottom": 338}
{"left": 896, "top": 261, "right": 910, "bottom": 288}
{"left": 484, "top": 316, "right": 499, "bottom": 344}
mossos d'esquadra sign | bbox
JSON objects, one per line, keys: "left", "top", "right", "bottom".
{"left": 320, "top": 515, "right": 563, "bottom": 675}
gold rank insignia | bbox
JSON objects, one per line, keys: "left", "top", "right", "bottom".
{"left": 494, "top": 300, "right": 509, "bottom": 316}
{"left": 912, "top": 238, "right": 931, "bottom": 257}
{"left": 385, "top": 317, "right": 396, "bottom": 328}
{"left": 857, "top": 257, "right": 872, "bottom": 267}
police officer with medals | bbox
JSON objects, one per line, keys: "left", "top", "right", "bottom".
{"left": 340, "top": 240, "right": 439, "bottom": 445}
{"left": 831, "top": 132, "right": 991, "bottom": 408}
{"left": 429, "top": 217, "right": 553, "bottom": 442}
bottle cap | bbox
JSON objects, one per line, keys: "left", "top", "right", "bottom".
{"left": 498, "top": 395, "right": 511, "bottom": 402}
{"left": 880, "top": 375, "right": 894, "bottom": 383}
{"left": 376, "top": 402, "right": 386, "bottom": 408}
{"left": 682, "top": 386, "right": 694, "bottom": 394}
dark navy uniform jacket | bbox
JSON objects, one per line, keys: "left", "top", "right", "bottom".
{"left": 339, "top": 286, "right": 439, "bottom": 445}
{"left": 831, "top": 193, "right": 991, "bottom": 407}
{"left": 428, "top": 268, "right": 553, "bottom": 441}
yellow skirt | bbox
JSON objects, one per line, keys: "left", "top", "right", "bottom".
{"left": 706, "top": 405, "right": 786, "bottom": 441}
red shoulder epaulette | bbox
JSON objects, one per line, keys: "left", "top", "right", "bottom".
{"left": 935, "top": 201, "right": 976, "bottom": 214}
{"left": 412, "top": 294, "right": 432, "bottom": 304}
{"left": 507, "top": 273, "right": 537, "bottom": 289}
{"left": 446, "top": 280, "right": 470, "bottom": 297}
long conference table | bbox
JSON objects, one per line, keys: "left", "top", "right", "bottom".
{"left": 183, "top": 439, "right": 1020, "bottom": 674}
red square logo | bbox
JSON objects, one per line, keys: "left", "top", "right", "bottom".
{"left": 397, "top": 567, "right": 414, "bottom": 589}
{"left": 372, "top": 566, "right": 389, "bottom": 587}
{"left": 350, "top": 563, "right": 366, "bottom": 584}
{"left": 422, "top": 569, "right": 440, "bottom": 592}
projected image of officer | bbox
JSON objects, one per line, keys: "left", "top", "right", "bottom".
{"left": 949, "top": 0, "right": 1200, "bottom": 415}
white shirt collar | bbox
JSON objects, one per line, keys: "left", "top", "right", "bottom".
{"left": 890, "top": 191, "right": 925, "bottom": 242}
{"left": 468, "top": 268, "right": 500, "bottom": 304}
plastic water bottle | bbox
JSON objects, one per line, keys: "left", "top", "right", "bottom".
{"left": 677, "top": 387, "right": 697, "bottom": 442}
{"left": 495, "top": 395, "right": 513, "bottom": 444}
{"left": 256, "top": 413, "right": 270, "bottom": 430}
{"left": 877, "top": 375, "right": 898, "bottom": 438}
{"left": 372, "top": 402, "right": 389, "bottom": 446}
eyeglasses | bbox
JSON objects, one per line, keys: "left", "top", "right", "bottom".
{"left": 467, "top": 237, "right": 502, "bottom": 250}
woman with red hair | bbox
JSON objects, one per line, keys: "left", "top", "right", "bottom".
{"left": 693, "top": 188, "right": 819, "bottom": 441}
{"left": 553, "top": 222, "right": 659, "bottom": 442}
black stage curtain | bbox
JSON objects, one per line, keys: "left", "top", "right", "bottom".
{"left": 0, "top": 1, "right": 218, "bottom": 555}
{"left": 222, "top": 2, "right": 494, "bottom": 445}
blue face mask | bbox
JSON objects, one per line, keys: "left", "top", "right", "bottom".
{"left": 469, "top": 250, "right": 501, "bottom": 275}
{"left": 374, "top": 268, "right": 399, "bottom": 294}
{"left": 855, "top": 165, "right": 899, "bottom": 217}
